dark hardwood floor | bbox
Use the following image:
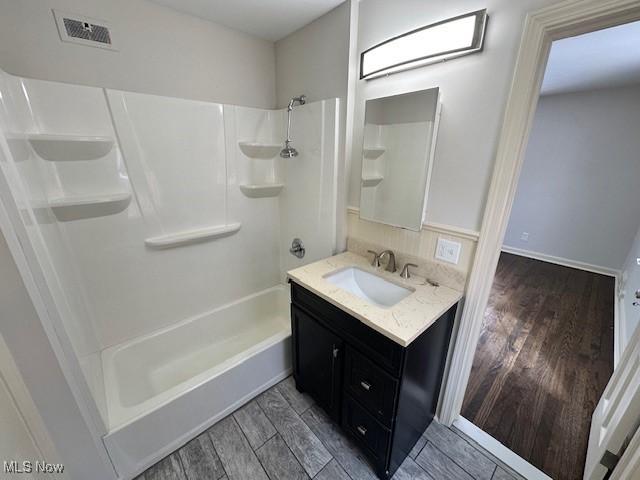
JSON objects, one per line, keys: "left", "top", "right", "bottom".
{"left": 462, "top": 252, "right": 614, "bottom": 480}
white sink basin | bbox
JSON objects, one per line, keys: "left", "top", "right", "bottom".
{"left": 324, "top": 267, "right": 413, "bottom": 308}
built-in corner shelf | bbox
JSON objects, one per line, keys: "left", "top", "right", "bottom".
{"left": 145, "top": 222, "right": 242, "bottom": 249}
{"left": 26, "top": 134, "right": 115, "bottom": 161}
{"left": 239, "top": 184, "right": 284, "bottom": 198}
{"left": 361, "top": 175, "right": 384, "bottom": 187}
{"left": 238, "top": 141, "right": 282, "bottom": 159}
{"left": 48, "top": 192, "right": 131, "bottom": 222}
{"left": 363, "top": 147, "right": 385, "bottom": 159}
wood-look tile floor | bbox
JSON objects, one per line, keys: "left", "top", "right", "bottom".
{"left": 137, "top": 376, "right": 524, "bottom": 480}
{"left": 462, "top": 253, "right": 614, "bottom": 480}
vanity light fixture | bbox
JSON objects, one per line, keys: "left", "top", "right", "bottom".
{"left": 360, "top": 9, "right": 488, "bottom": 80}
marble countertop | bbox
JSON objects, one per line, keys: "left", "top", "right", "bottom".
{"left": 287, "top": 252, "right": 463, "bottom": 347}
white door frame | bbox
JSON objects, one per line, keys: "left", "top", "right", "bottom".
{"left": 439, "top": 0, "right": 640, "bottom": 426}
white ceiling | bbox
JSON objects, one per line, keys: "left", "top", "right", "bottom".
{"left": 149, "top": 0, "right": 345, "bottom": 41}
{"left": 541, "top": 20, "right": 640, "bottom": 96}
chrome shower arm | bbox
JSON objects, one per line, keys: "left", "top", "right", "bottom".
{"left": 285, "top": 108, "right": 293, "bottom": 143}
{"left": 281, "top": 94, "right": 306, "bottom": 158}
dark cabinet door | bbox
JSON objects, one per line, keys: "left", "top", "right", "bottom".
{"left": 292, "top": 305, "right": 343, "bottom": 421}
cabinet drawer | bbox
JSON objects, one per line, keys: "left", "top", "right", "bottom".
{"left": 343, "top": 395, "right": 391, "bottom": 467}
{"left": 291, "top": 282, "right": 404, "bottom": 376}
{"left": 345, "top": 346, "right": 397, "bottom": 428}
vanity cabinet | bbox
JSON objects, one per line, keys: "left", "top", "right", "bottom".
{"left": 290, "top": 282, "right": 457, "bottom": 479}
{"left": 291, "top": 306, "right": 343, "bottom": 420}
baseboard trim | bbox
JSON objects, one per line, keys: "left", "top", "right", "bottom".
{"left": 501, "top": 245, "right": 619, "bottom": 277}
{"left": 346, "top": 206, "right": 480, "bottom": 241}
{"left": 454, "top": 416, "right": 552, "bottom": 480}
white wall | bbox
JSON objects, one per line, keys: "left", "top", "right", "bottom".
{"left": 621, "top": 225, "right": 640, "bottom": 351}
{"left": 0, "top": 0, "right": 276, "bottom": 109}
{"left": 275, "top": 1, "right": 353, "bottom": 251}
{"left": 503, "top": 86, "right": 640, "bottom": 271}
{"left": 0, "top": 331, "right": 67, "bottom": 480}
{"left": 0, "top": 228, "right": 115, "bottom": 480}
{"left": 350, "top": 0, "right": 566, "bottom": 231}
{"left": 0, "top": 359, "right": 42, "bottom": 480}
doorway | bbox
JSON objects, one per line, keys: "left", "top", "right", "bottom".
{"left": 440, "top": 5, "right": 640, "bottom": 480}
{"left": 462, "top": 20, "right": 640, "bottom": 478}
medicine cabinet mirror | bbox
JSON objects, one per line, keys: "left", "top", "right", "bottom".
{"left": 359, "top": 87, "right": 441, "bottom": 231}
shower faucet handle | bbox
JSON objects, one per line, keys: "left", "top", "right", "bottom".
{"left": 289, "top": 238, "right": 305, "bottom": 259}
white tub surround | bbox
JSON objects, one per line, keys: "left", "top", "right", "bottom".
{"left": 287, "top": 252, "right": 462, "bottom": 346}
{"left": 0, "top": 68, "right": 339, "bottom": 480}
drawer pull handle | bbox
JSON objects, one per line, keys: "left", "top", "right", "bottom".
{"left": 357, "top": 425, "right": 367, "bottom": 436}
{"left": 360, "top": 380, "right": 372, "bottom": 391}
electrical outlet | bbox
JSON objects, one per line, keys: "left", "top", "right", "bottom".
{"left": 435, "top": 238, "right": 461, "bottom": 265}
{"left": 520, "top": 232, "right": 529, "bottom": 242}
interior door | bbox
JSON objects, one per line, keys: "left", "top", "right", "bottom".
{"left": 292, "top": 306, "right": 343, "bottom": 420}
{"left": 585, "top": 324, "right": 640, "bottom": 479}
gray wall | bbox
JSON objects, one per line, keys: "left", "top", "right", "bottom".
{"left": 0, "top": 0, "right": 276, "bottom": 108}
{"left": 275, "top": 2, "right": 351, "bottom": 109}
{"left": 350, "top": 0, "right": 567, "bottom": 231}
{"left": 504, "top": 86, "right": 640, "bottom": 271}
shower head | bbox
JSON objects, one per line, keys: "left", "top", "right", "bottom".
{"left": 287, "top": 95, "right": 306, "bottom": 111}
{"left": 280, "top": 140, "right": 298, "bottom": 158}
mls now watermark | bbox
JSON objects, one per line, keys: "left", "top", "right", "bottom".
{"left": 4, "top": 460, "right": 64, "bottom": 474}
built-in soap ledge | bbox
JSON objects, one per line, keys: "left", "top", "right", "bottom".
{"left": 239, "top": 184, "right": 284, "bottom": 198}
{"left": 48, "top": 192, "right": 131, "bottom": 222}
{"left": 238, "top": 141, "right": 281, "bottom": 159}
{"left": 145, "top": 222, "right": 242, "bottom": 249}
{"left": 23, "top": 133, "right": 115, "bottom": 161}
{"left": 361, "top": 174, "right": 383, "bottom": 187}
{"left": 363, "top": 147, "right": 385, "bottom": 159}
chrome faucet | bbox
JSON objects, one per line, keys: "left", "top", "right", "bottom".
{"left": 377, "top": 250, "right": 397, "bottom": 273}
{"left": 400, "top": 263, "right": 418, "bottom": 279}
{"left": 367, "top": 250, "right": 381, "bottom": 268}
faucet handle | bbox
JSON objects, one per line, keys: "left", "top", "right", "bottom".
{"left": 400, "top": 263, "right": 418, "bottom": 279}
{"left": 367, "top": 250, "right": 381, "bottom": 268}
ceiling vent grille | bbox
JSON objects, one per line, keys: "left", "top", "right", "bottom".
{"left": 63, "top": 18, "right": 111, "bottom": 45}
{"left": 53, "top": 10, "right": 117, "bottom": 51}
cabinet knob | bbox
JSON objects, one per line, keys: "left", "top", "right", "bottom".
{"left": 357, "top": 425, "right": 367, "bottom": 436}
{"left": 360, "top": 380, "right": 372, "bottom": 391}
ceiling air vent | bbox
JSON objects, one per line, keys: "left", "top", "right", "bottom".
{"left": 53, "top": 10, "right": 117, "bottom": 51}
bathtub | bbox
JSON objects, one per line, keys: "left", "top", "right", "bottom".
{"left": 102, "top": 285, "right": 292, "bottom": 479}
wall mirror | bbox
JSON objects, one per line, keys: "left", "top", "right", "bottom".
{"left": 359, "top": 87, "right": 441, "bottom": 231}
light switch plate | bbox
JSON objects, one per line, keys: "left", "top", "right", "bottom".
{"left": 435, "top": 238, "right": 461, "bottom": 265}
